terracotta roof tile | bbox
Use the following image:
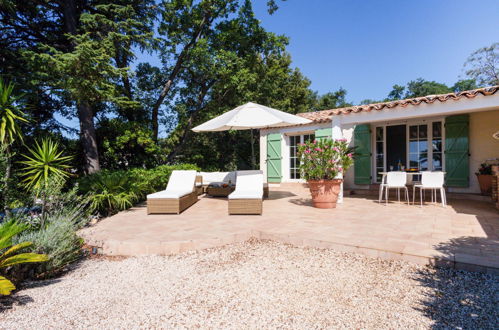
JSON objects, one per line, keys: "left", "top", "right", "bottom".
{"left": 297, "top": 85, "right": 499, "bottom": 123}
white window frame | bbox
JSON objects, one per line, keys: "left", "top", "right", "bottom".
{"left": 372, "top": 118, "right": 445, "bottom": 183}
{"left": 286, "top": 132, "right": 315, "bottom": 182}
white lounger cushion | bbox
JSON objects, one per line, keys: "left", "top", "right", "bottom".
{"left": 147, "top": 170, "right": 197, "bottom": 199}
{"left": 228, "top": 170, "right": 263, "bottom": 200}
{"left": 147, "top": 189, "right": 193, "bottom": 199}
{"left": 199, "top": 171, "right": 236, "bottom": 185}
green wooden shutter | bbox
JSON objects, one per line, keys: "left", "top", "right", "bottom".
{"left": 354, "top": 124, "right": 372, "bottom": 184}
{"left": 315, "top": 128, "right": 332, "bottom": 140}
{"left": 445, "top": 114, "right": 469, "bottom": 187}
{"left": 266, "top": 133, "right": 282, "bottom": 183}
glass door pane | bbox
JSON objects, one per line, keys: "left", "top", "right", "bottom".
{"left": 289, "top": 134, "right": 315, "bottom": 179}
{"left": 375, "top": 127, "right": 384, "bottom": 182}
{"left": 408, "top": 124, "right": 429, "bottom": 172}
{"left": 386, "top": 125, "right": 407, "bottom": 171}
{"left": 289, "top": 135, "right": 299, "bottom": 179}
{"left": 432, "top": 122, "right": 443, "bottom": 170}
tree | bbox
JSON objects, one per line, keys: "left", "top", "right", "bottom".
{"left": 387, "top": 84, "right": 405, "bottom": 100}
{"left": 161, "top": 1, "right": 313, "bottom": 170}
{"left": 96, "top": 119, "right": 162, "bottom": 169}
{"left": 1, "top": 1, "right": 155, "bottom": 174}
{"left": 148, "top": 0, "right": 241, "bottom": 140}
{"left": 311, "top": 88, "right": 351, "bottom": 111}
{"left": 404, "top": 78, "right": 451, "bottom": 98}
{"left": 451, "top": 79, "right": 478, "bottom": 93}
{"left": 359, "top": 99, "right": 381, "bottom": 105}
{"left": 464, "top": 42, "right": 499, "bottom": 86}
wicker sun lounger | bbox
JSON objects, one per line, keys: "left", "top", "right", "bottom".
{"left": 147, "top": 170, "right": 198, "bottom": 214}
{"left": 228, "top": 170, "right": 264, "bottom": 215}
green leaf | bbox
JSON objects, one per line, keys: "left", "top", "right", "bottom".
{"left": 0, "top": 253, "right": 49, "bottom": 268}
{"left": 2, "top": 241, "right": 33, "bottom": 258}
{"left": 0, "top": 276, "right": 16, "bottom": 296}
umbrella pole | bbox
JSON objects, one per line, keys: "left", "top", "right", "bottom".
{"left": 250, "top": 129, "right": 256, "bottom": 170}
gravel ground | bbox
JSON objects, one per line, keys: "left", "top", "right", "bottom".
{"left": 1, "top": 239, "right": 497, "bottom": 329}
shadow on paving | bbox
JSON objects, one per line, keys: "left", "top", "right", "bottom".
{"left": 414, "top": 237, "right": 499, "bottom": 329}
{"left": 267, "top": 191, "right": 297, "bottom": 200}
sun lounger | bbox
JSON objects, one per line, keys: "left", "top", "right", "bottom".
{"left": 198, "top": 171, "right": 236, "bottom": 193}
{"left": 147, "top": 170, "right": 198, "bottom": 214}
{"left": 228, "top": 170, "right": 263, "bottom": 215}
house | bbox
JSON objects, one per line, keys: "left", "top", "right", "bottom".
{"left": 259, "top": 86, "right": 499, "bottom": 195}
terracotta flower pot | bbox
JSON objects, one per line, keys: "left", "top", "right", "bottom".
{"left": 307, "top": 179, "right": 342, "bottom": 208}
{"left": 476, "top": 174, "right": 493, "bottom": 195}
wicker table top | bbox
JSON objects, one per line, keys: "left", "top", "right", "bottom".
{"left": 206, "top": 185, "right": 235, "bottom": 197}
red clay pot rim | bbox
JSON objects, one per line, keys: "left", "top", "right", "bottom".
{"left": 307, "top": 179, "right": 343, "bottom": 183}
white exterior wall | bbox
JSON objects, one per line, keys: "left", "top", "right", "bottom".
{"left": 259, "top": 94, "right": 499, "bottom": 193}
{"left": 260, "top": 122, "right": 333, "bottom": 183}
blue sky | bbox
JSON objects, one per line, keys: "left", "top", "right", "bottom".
{"left": 251, "top": 0, "right": 499, "bottom": 103}
{"left": 57, "top": 0, "right": 499, "bottom": 135}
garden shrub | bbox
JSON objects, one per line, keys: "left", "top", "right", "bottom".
{"left": 78, "top": 163, "right": 199, "bottom": 215}
{"left": 15, "top": 212, "right": 85, "bottom": 279}
{"left": 12, "top": 179, "right": 90, "bottom": 279}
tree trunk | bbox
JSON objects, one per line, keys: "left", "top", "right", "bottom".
{"left": 63, "top": 0, "right": 100, "bottom": 173}
{"left": 77, "top": 101, "right": 100, "bottom": 173}
{"left": 151, "top": 15, "right": 209, "bottom": 140}
{"left": 166, "top": 81, "right": 215, "bottom": 162}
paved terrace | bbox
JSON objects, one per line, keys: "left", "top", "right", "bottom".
{"left": 81, "top": 184, "right": 499, "bottom": 274}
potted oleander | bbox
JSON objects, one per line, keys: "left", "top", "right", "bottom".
{"left": 297, "top": 138, "right": 354, "bottom": 208}
{"left": 475, "top": 163, "right": 493, "bottom": 195}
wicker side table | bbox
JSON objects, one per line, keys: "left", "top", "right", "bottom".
{"left": 206, "top": 185, "right": 235, "bottom": 197}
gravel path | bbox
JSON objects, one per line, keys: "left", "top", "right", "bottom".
{"left": 1, "top": 239, "right": 497, "bottom": 329}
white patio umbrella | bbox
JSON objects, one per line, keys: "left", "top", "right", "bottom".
{"left": 192, "top": 102, "right": 312, "bottom": 132}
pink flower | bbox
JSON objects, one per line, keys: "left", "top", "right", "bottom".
{"left": 347, "top": 153, "right": 353, "bottom": 158}
{"left": 305, "top": 149, "right": 311, "bottom": 154}
{"left": 313, "top": 140, "right": 317, "bottom": 144}
{"left": 333, "top": 147, "right": 340, "bottom": 152}
{"left": 314, "top": 147, "right": 323, "bottom": 152}
{"left": 336, "top": 138, "right": 347, "bottom": 142}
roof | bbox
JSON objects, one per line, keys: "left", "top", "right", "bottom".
{"left": 297, "top": 85, "right": 499, "bottom": 123}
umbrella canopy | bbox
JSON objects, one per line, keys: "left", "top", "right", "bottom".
{"left": 192, "top": 102, "right": 312, "bottom": 132}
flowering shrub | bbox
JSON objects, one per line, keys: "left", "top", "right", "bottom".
{"left": 297, "top": 138, "right": 354, "bottom": 181}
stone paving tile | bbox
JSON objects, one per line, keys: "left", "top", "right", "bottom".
{"left": 80, "top": 184, "right": 499, "bottom": 272}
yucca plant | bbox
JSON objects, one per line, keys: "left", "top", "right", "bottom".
{"left": 19, "top": 139, "right": 73, "bottom": 190}
{"left": 0, "top": 220, "right": 48, "bottom": 295}
{"left": 0, "top": 79, "right": 28, "bottom": 213}
{"left": 0, "top": 79, "right": 27, "bottom": 146}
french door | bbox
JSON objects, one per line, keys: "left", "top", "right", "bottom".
{"left": 289, "top": 133, "right": 314, "bottom": 179}
{"left": 374, "top": 121, "right": 444, "bottom": 183}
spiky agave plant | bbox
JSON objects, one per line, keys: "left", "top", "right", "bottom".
{"left": 0, "top": 220, "right": 48, "bottom": 295}
{"left": 19, "top": 139, "right": 73, "bottom": 190}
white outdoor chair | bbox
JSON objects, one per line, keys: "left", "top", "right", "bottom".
{"left": 379, "top": 172, "right": 409, "bottom": 205}
{"left": 413, "top": 172, "right": 446, "bottom": 207}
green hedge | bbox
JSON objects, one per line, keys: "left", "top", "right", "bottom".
{"left": 78, "top": 164, "right": 199, "bottom": 216}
